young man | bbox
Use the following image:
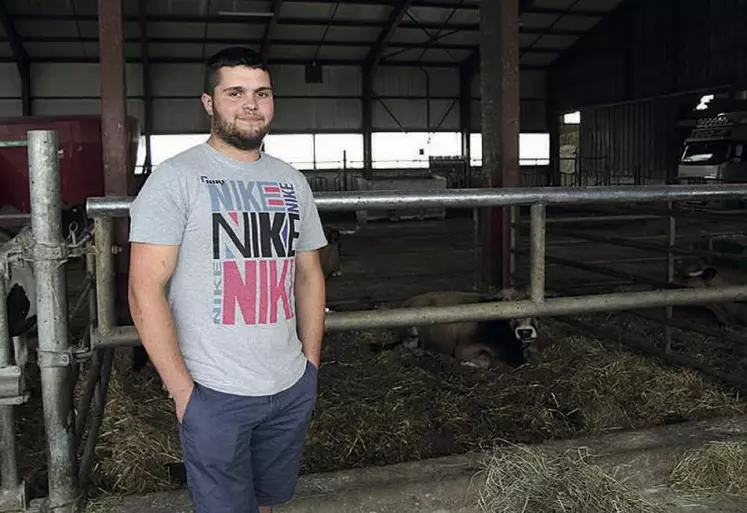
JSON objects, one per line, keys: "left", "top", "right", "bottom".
{"left": 127, "top": 46, "right": 328, "bottom": 513}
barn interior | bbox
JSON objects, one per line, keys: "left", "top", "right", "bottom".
{"left": 3, "top": 1, "right": 747, "bottom": 512}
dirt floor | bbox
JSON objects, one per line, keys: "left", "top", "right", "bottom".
{"left": 12, "top": 202, "right": 747, "bottom": 503}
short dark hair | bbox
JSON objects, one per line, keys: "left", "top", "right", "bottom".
{"left": 203, "top": 46, "right": 269, "bottom": 95}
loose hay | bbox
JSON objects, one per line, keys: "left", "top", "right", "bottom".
{"left": 670, "top": 441, "right": 747, "bottom": 498}
{"left": 85, "top": 351, "right": 183, "bottom": 497}
{"left": 478, "top": 443, "right": 665, "bottom": 513}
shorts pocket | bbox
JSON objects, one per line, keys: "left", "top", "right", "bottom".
{"left": 307, "top": 360, "right": 319, "bottom": 377}
{"left": 179, "top": 383, "right": 199, "bottom": 426}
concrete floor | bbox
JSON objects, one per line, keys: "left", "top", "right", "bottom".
{"left": 78, "top": 416, "right": 747, "bottom": 513}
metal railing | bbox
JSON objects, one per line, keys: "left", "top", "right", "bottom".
{"left": 4, "top": 129, "right": 747, "bottom": 512}
{"left": 86, "top": 183, "right": 747, "bottom": 340}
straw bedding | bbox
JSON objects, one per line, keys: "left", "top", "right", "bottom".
{"left": 63, "top": 315, "right": 747, "bottom": 498}
{"left": 14, "top": 308, "right": 747, "bottom": 502}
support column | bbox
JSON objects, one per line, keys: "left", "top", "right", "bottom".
{"left": 362, "top": 66, "right": 373, "bottom": 180}
{"left": 28, "top": 131, "right": 79, "bottom": 513}
{"left": 547, "top": 100, "right": 560, "bottom": 186}
{"left": 478, "top": 0, "right": 520, "bottom": 290}
{"left": 98, "top": 0, "right": 131, "bottom": 325}
{"left": 459, "top": 64, "right": 472, "bottom": 166}
{"left": 138, "top": 0, "right": 153, "bottom": 179}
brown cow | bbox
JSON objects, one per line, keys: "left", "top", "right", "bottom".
{"left": 674, "top": 258, "right": 747, "bottom": 329}
{"left": 319, "top": 226, "right": 342, "bottom": 280}
{"left": 374, "top": 288, "right": 540, "bottom": 369}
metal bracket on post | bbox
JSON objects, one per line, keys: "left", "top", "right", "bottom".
{"left": 0, "top": 484, "right": 27, "bottom": 513}
{"left": 31, "top": 240, "right": 70, "bottom": 263}
{"left": 0, "top": 365, "right": 28, "bottom": 406}
{"left": 37, "top": 349, "right": 74, "bottom": 369}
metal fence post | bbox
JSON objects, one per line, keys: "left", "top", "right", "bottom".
{"left": 530, "top": 203, "right": 546, "bottom": 303}
{"left": 93, "top": 216, "right": 116, "bottom": 333}
{"left": 27, "top": 130, "right": 80, "bottom": 513}
{"left": 664, "top": 201, "right": 676, "bottom": 354}
{"left": 0, "top": 269, "right": 25, "bottom": 512}
{"left": 509, "top": 206, "right": 517, "bottom": 286}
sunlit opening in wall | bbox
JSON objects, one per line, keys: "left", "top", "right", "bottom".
{"left": 563, "top": 111, "right": 581, "bottom": 124}
{"left": 696, "top": 94, "right": 714, "bottom": 110}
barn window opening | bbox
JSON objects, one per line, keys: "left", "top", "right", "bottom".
{"left": 696, "top": 94, "right": 715, "bottom": 111}
{"left": 469, "top": 133, "right": 551, "bottom": 167}
{"left": 563, "top": 111, "right": 581, "bottom": 124}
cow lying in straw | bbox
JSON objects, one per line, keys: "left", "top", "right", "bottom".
{"left": 372, "top": 288, "right": 540, "bottom": 369}
{"left": 674, "top": 258, "right": 747, "bottom": 330}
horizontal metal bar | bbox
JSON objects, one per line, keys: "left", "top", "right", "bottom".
{"left": 0, "top": 141, "right": 27, "bottom": 148}
{"left": 86, "top": 184, "right": 747, "bottom": 218}
{"left": 0, "top": 213, "right": 31, "bottom": 228}
{"left": 513, "top": 214, "right": 661, "bottom": 225}
{"left": 545, "top": 255, "right": 679, "bottom": 290}
{"left": 553, "top": 228, "right": 715, "bottom": 259}
{"left": 92, "top": 285, "right": 747, "bottom": 347}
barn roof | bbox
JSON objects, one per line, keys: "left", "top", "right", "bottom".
{"left": 0, "top": 0, "right": 624, "bottom": 69}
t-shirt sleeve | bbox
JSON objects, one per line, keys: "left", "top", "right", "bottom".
{"left": 129, "top": 164, "right": 189, "bottom": 246}
{"left": 295, "top": 178, "right": 328, "bottom": 253}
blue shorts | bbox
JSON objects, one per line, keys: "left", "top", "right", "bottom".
{"left": 178, "top": 360, "right": 318, "bottom": 513}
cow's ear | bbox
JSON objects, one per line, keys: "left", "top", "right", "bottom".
{"left": 326, "top": 229, "right": 340, "bottom": 243}
{"left": 493, "top": 288, "right": 519, "bottom": 301}
{"left": 702, "top": 267, "right": 718, "bottom": 282}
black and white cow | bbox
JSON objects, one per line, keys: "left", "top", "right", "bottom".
{"left": 1, "top": 228, "right": 37, "bottom": 369}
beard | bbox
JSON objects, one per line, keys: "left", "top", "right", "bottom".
{"left": 211, "top": 109, "right": 270, "bottom": 151}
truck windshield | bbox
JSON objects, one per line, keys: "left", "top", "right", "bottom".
{"left": 681, "top": 141, "right": 730, "bottom": 164}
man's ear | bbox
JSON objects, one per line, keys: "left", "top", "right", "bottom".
{"left": 201, "top": 93, "right": 214, "bottom": 116}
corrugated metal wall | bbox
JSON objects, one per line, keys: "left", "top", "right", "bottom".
{"left": 550, "top": 0, "right": 747, "bottom": 111}
{"left": 549, "top": 0, "right": 747, "bottom": 183}
{"left": 0, "top": 62, "right": 548, "bottom": 134}
{"left": 578, "top": 96, "right": 694, "bottom": 183}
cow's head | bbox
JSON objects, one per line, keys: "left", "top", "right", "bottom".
{"left": 482, "top": 286, "right": 539, "bottom": 345}
{"left": 675, "top": 258, "right": 720, "bottom": 289}
{"left": 324, "top": 227, "right": 340, "bottom": 245}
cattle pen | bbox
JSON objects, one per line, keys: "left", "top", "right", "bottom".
{"left": 5, "top": 131, "right": 747, "bottom": 513}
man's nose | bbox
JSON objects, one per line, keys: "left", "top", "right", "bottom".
{"left": 242, "top": 96, "right": 259, "bottom": 110}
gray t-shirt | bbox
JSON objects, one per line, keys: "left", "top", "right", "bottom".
{"left": 129, "top": 143, "right": 328, "bottom": 397}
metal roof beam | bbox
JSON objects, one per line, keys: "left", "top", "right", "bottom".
{"left": 0, "top": 0, "right": 30, "bottom": 114}
{"left": 365, "top": 0, "right": 415, "bottom": 70}
{"left": 287, "top": 0, "right": 478, "bottom": 9}
{"left": 522, "top": 7, "right": 606, "bottom": 18}
{"left": 260, "top": 0, "right": 284, "bottom": 60}
{"left": 11, "top": 14, "right": 476, "bottom": 32}
{"left": 0, "top": 36, "right": 566, "bottom": 55}
{"left": 0, "top": 55, "right": 546, "bottom": 70}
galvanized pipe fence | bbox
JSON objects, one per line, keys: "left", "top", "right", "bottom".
{"left": 3, "top": 129, "right": 747, "bottom": 511}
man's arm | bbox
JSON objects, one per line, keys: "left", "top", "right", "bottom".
{"left": 128, "top": 242, "right": 193, "bottom": 421}
{"left": 294, "top": 250, "right": 326, "bottom": 369}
